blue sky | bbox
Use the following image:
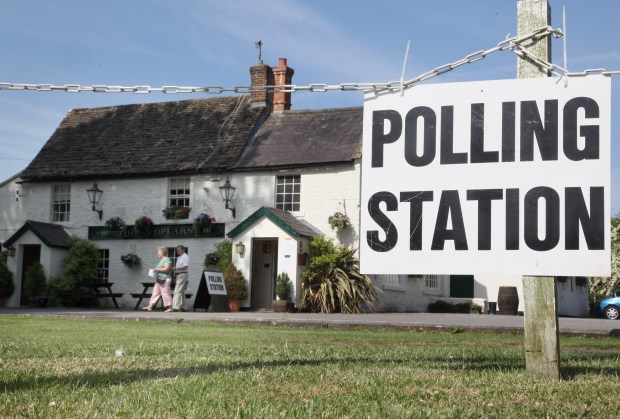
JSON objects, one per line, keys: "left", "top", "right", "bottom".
{"left": 1, "top": 0, "right": 618, "bottom": 215}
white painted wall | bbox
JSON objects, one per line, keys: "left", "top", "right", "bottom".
{"left": 475, "top": 275, "right": 525, "bottom": 313}
{"left": 11, "top": 163, "right": 359, "bottom": 308}
{"left": 230, "top": 162, "right": 361, "bottom": 248}
{"left": 0, "top": 175, "right": 26, "bottom": 244}
{"left": 556, "top": 278, "right": 589, "bottom": 317}
{"left": 4, "top": 230, "right": 70, "bottom": 307}
{"left": 475, "top": 274, "right": 588, "bottom": 316}
{"left": 232, "top": 216, "right": 301, "bottom": 307}
{"left": 8, "top": 162, "right": 590, "bottom": 316}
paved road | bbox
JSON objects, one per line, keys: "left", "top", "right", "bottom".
{"left": 2, "top": 308, "right": 619, "bottom": 337}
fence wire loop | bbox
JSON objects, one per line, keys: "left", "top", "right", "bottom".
{"left": 1, "top": 26, "right": 617, "bottom": 96}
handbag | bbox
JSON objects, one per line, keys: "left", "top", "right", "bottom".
{"left": 155, "top": 272, "right": 168, "bottom": 285}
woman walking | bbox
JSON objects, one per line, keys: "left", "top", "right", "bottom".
{"left": 142, "top": 246, "right": 173, "bottom": 312}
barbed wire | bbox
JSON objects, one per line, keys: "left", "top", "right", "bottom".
{"left": 0, "top": 26, "right": 617, "bottom": 96}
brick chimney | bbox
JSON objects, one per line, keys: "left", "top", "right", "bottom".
{"left": 249, "top": 58, "right": 294, "bottom": 112}
{"left": 272, "top": 58, "right": 294, "bottom": 112}
{"left": 249, "top": 62, "right": 274, "bottom": 109}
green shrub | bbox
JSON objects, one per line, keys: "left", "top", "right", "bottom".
{"left": 223, "top": 264, "right": 248, "bottom": 300}
{"left": 24, "top": 262, "right": 47, "bottom": 297}
{"left": 63, "top": 237, "right": 100, "bottom": 285}
{"left": 275, "top": 272, "right": 291, "bottom": 300}
{"left": 300, "top": 236, "right": 379, "bottom": 314}
{"left": 428, "top": 300, "right": 470, "bottom": 313}
{"left": 205, "top": 239, "right": 232, "bottom": 273}
{"left": 47, "top": 276, "right": 75, "bottom": 307}
{"left": 0, "top": 263, "right": 15, "bottom": 299}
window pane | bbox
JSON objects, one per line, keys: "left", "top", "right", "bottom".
{"left": 97, "top": 249, "right": 110, "bottom": 282}
{"left": 169, "top": 177, "right": 191, "bottom": 208}
{"left": 275, "top": 175, "right": 300, "bottom": 211}
{"left": 52, "top": 184, "right": 71, "bottom": 222}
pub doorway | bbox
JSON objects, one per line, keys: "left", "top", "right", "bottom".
{"left": 20, "top": 245, "right": 41, "bottom": 306}
{"left": 251, "top": 238, "right": 278, "bottom": 310}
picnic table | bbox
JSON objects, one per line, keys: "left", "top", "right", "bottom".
{"left": 73, "top": 282, "right": 124, "bottom": 308}
{"left": 131, "top": 282, "right": 193, "bottom": 310}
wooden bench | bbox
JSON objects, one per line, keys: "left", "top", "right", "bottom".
{"left": 70, "top": 292, "right": 125, "bottom": 308}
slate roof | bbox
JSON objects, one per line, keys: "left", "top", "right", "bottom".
{"left": 3, "top": 220, "right": 71, "bottom": 249}
{"left": 20, "top": 96, "right": 266, "bottom": 181}
{"left": 233, "top": 107, "right": 363, "bottom": 169}
{"left": 227, "top": 207, "right": 321, "bottom": 239}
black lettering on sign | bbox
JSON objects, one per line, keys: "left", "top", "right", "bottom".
{"left": 372, "top": 110, "right": 402, "bottom": 167}
{"left": 440, "top": 106, "right": 467, "bottom": 165}
{"left": 565, "top": 186, "right": 605, "bottom": 250}
{"left": 467, "top": 189, "right": 503, "bottom": 250}
{"left": 470, "top": 103, "right": 499, "bottom": 163}
{"left": 431, "top": 190, "right": 468, "bottom": 250}
{"left": 563, "top": 97, "right": 600, "bottom": 161}
{"left": 405, "top": 106, "right": 436, "bottom": 167}
{"left": 520, "top": 100, "right": 558, "bottom": 161}
{"left": 505, "top": 188, "right": 520, "bottom": 250}
{"left": 400, "top": 191, "right": 434, "bottom": 250}
{"left": 524, "top": 187, "right": 560, "bottom": 251}
{"left": 502, "top": 102, "right": 516, "bottom": 162}
{"left": 366, "top": 192, "right": 398, "bottom": 252}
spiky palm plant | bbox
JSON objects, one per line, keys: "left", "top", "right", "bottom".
{"left": 300, "top": 236, "right": 379, "bottom": 313}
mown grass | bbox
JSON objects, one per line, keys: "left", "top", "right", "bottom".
{"left": 0, "top": 317, "right": 619, "bottom": 417}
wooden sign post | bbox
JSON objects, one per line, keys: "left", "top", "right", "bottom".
{"left": 517, "top": 0, "right": 560, "bottom": 381}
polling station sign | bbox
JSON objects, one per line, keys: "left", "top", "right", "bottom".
{"left": 204, "top": 270, "right": 227, "bottom": 295}
{"left": 360, "top": 76, "right": 611, "bottom": 276}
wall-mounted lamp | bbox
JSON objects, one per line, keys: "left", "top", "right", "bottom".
{"left": 219, "top": 177, "right": 236, "bottom": 218}
{"left": 7, "top": 246, "right": 16, "bottom": 258}
{"left": 235, "top": 241, "right": 245, "bottom": 255}
{"left": 86, "top": 182, "right": 104, "bottom": 220}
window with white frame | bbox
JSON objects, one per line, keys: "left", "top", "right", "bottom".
{"left": 168, "top": 177, "right": 191, "bottom": 208}
{"left": 97, "top": 249, "right": 109, "bottom": 282}
{"left": 383, "top": 274, "right": 401, "bottom": 285}
{"left": 167, "top": 247, "right": 189, "bottom": 268}
{"left": 424, "top": 274, "right": 439, "bottom": 290}
{"left": 52, "top": 184, "right": 71, "bottom": 222}
{"left": 275, "top": 175, "right": 300, "bottom": 211}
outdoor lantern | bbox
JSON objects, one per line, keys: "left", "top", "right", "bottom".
{"left": 7, "top": 246, "right": 15, "bottom": 258}
{"left": 219, "top": 177, "right": 236, "bottom": 218}
{"left": 86, "top": 182, "right": 104, "bottom": 220}
{"left": 235, "top": 241, "right": 245, "bottom": 255}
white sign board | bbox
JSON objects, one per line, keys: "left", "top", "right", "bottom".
{"left": 204, "top": 270, "right": 227, "bottom": 295}
{"left": 360, "top": 77, "right": 611, "bottom": 276}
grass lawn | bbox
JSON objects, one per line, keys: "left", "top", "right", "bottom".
{"left": 1, "top": 317, "right": 619, "bottom": 417}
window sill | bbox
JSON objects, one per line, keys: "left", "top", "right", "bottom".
{"left": 383, "top": 283, "right": 406, "bottom": 292}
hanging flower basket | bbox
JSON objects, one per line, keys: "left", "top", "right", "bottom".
{"left": 193, "top": 213, "right": 216, "bottom": 230}
{"left": 162, "top": 206, "right": 191, "bottom": 220}
{"left": 328, "top": 212, "right": 351, "bottom": 231}
{"left": 105, "top": 217, "right": 126, "bottom": 230}
{"left": 120, "top": 253, "right": 141, "bottom": 268}
{"left": 134, "top": 216, "right": 154, "bottom": 235}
